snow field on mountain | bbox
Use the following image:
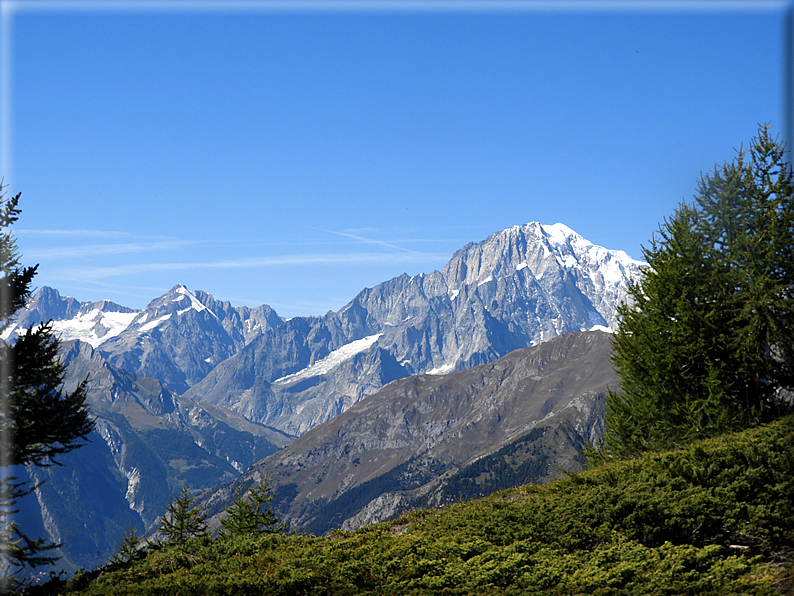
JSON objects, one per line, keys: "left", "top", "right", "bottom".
{"left": 273, "top": 333, "right": 384, "bottom": 384}
{"left": 138, "top": 313, "right": 173, "bottom": 333}
{"left": 42, "top": 310, "right": 139, "bottom": 348}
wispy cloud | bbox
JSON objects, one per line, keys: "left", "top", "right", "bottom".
{"left": 60, "top": 251, "right": 449, "bottom": 280}
{"left": 15, "top": 229, "right": 175, "bottom": 240}
{"left": 319, "top": 228, "right": 443, "bottom": 256}
{"left": 26, "top": 240, "right": 196, "bottom": 260}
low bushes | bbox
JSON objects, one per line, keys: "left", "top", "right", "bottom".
{"left": 28, "top": 414, "right": 794, "bottom": 595}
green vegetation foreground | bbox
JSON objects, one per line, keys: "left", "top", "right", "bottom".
{"left": 30, "top": 413, "right": 793, "bottom": 595}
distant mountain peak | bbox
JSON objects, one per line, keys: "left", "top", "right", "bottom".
{"left": 442, "top": 222, "right": 644, "bottom": 306}
{"left": 129, "top": 284, "right": 221, "bottom": 333}
{"left": 170, "top": 284, "right": 218, "bottom": 319}
{"left": 538, "top": 221, "right": 583, "bottom": 245}
{"left": 1, "top": 286, "right": 139, "bottom": 347}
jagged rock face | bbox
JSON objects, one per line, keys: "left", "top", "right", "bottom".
{"left": 200, "top": 331, "right": 617, "bottom": 535}
{"left": 440, "top": 222, "right": 638, "bottom": 332}
{"left": 98, "top": 285, "right": 284, "bottom": 394}
{"left": 188, "top": 223, "right": 641, "bottom": 435}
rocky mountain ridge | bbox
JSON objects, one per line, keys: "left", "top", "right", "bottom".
{"left": 14, "top": 339, "right": 290, "bottom": 578}
{"left": 7, "top": 222, "right": 641, "bottom": 438}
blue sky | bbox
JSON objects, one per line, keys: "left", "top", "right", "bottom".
{"left": 1, "top": 1, "right": 789, "bottom": 318}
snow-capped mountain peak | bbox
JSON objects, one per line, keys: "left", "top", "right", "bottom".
{"left": 0, "top": 287, "right": 139, "bottom": 347}
{"left": 127, "top": 284, "right": 221, "bottom": 334}
{"left": 442, "top": 222, "right": 643, "bottom": 307}
{"left": 531, "top": 223, "right": 644, "bottom": 286}
{"left": 172, "top": 284, "right": 216, "bottom": 318}
{"left": 538, "top": 222, "right": 579, "bottom": 247}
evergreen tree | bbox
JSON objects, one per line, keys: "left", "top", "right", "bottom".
{"left": 0, "top": 183, "right": 94, "bottom": 585}
{"left": 219, "top": 479, "right": 286, "bottom": 539}
{"left": 158, "top": 486, "right": 207, "bottom": 546}
{"left": 606, "top": 205, "right": 737, "bottom": 456}
{"left": 109, "top": 526, "right": 142, "bottom": 565}
{"left": 605, "top": 126, "right": 794, "bottom": 458}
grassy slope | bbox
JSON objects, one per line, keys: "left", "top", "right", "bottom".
{"left": 32, "top": 415, "right": 794, "bottom": 595}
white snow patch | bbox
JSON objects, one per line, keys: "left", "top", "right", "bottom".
{"left": 427, "top": 362, "right": 455, "bottom": 376}
{"left": 174, "top": 285, "right": 219, "bottom": 319}
{"left": 244, "top": 320, "right": 261, "bottom": 333}
{"left": 516, "top": 262, "right": 528, "bottom": 271}
{"left": 589, "top": 325, "right": 613, "bottom": 333}
{"left": 601, "top": 261, "right": 624, "bottom": 285}
{"left": 478, "top": 276, "right": 493, "bottom": 286}
{"left": 273, "top": 334, "right": 383, "bottom": 384}
{"left": 556, "top": 254, "right": 578, "bottom": 268}
{"left": 541, "top": 222, "right": 577, "bottom": 246}
{"left": 47, "top": 309, "right": 138, "bottom": 348}
{"left": 448, "top": 288, "right": 460, "bottom": 300}
{"left": 138, "top": 313, "right": 172, "bottom": 332}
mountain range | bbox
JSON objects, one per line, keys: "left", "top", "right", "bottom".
{"left": 6, "top": 221, "right": 642, "bottom": 576}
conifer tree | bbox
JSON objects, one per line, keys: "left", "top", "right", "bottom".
{"left": 158, "top": 486, "right": 207, "bottom": 546}
{"left": 0, "top": 184, "right": 94, "bottom": 584}
{"left": 109, "top": 526, "right": 142, "bottom": 565}
{"left": 605, "top": 126, "right": 794, "bottom": 458}
{"left": 219, "top": 479, "right": 285, "bottom": 538}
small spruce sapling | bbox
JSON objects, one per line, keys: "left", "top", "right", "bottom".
{"left": 219, "top": 479, "right": 286, "bottom": 538}
{"left": 158, "top": 486, "right": 207, "bottom": 546}
{"left": 109, "top": 527, "right": 142, "bottom": 565}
